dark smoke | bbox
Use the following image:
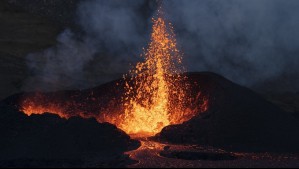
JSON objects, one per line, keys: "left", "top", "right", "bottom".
{"left": 24, "top": 0, "right": 299, "bottom": 92}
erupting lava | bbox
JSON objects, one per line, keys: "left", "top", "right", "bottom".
{"left": 119, "top": 9, "right": 191, "bottom": 135}
{"left": 20, "top": 6, "right": 208, "bottom": 137}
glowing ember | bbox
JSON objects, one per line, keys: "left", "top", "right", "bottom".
{"left": 119, "top": 8, "right": 191, "bottom": 135}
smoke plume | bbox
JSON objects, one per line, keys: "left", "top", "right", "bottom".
{"left": 24, "top": 0, "right": 299, "bottom": 92}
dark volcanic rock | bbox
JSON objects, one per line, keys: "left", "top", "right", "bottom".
{"left": 0, "top": 103, "right": 139, "bottom": 167}
{"left": 155, "top": 72, "right": 299, "bottom": 153}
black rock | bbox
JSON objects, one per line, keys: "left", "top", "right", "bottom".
{"left": 0, "top": 103, "right": 140, "bottom": 167}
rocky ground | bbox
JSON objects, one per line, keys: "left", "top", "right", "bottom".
{"left": 0, "top": 101, "right": 140, "bottom": 167}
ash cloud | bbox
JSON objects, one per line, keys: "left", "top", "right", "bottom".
{"left": 24, "top": 0, "right": 299, "bottom": 92}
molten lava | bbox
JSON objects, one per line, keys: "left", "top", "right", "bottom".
{"left": 20, "top": 6, "right": 208, "bottom": 137}
{"left": 119, "top": 9, "right": 191, "bottom": 135}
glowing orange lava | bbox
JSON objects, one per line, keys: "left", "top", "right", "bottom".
{"left": 119, "top": 9, "right": 191, "bottom": 135}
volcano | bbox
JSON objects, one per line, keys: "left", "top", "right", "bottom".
{"left": 1, "top": 72, "right": 299, "bottom": 156}
{"left": 13, "top": 8, "right": 209, "bottom": 138}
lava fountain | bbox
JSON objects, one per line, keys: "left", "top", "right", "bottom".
{"left": 119, "top": 9, "right": 191, "bottom": 136}
{"left": 19, "top": 6, "right": 207, "bottom": 137}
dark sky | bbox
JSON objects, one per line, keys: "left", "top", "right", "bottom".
{"left": 21, "top": 0, "right": 299, "bottom": 92}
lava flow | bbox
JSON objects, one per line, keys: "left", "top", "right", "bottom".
{"left": 20, "top": 7, "right": 208, "bottom": 136}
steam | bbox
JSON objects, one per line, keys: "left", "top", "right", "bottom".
{"left": 24, "top": 0, "right": 299, "bottom": 92}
